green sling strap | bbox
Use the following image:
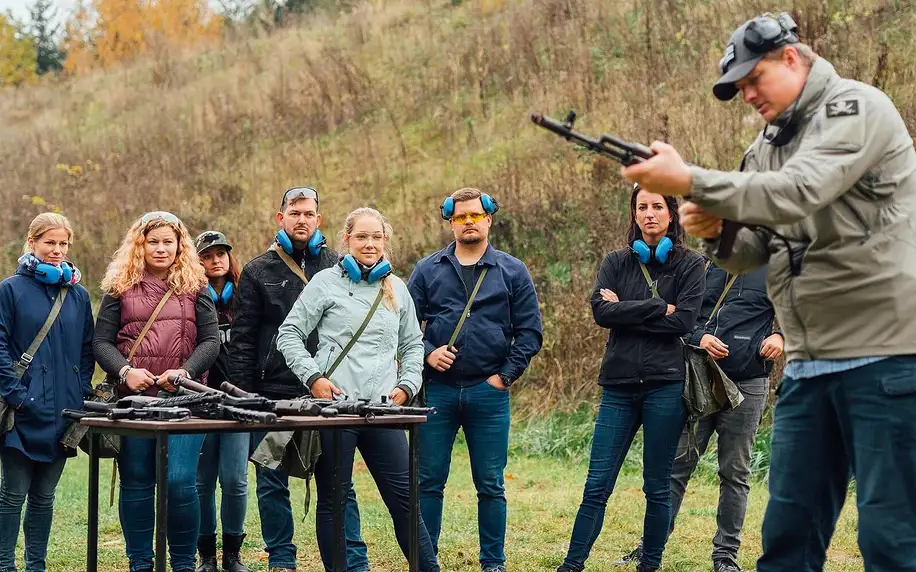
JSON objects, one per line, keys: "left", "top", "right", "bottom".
{"left": 448, "top": 267, "right": 489, "bottom": 348}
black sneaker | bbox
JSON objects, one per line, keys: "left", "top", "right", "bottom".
{"left": 714, "top": 559, "right": 742, "bottom": 572}
{"left": 612, "top": 542, "right": 642, "bottom": 566}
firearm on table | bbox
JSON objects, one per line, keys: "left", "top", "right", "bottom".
{"left": 530, "top": 110, "right": 742, "bottom": 259}
{"left": 162, "top": 375, "right": 278, "bottom": 424}
{"left": 220, "top": 380, "right": 437, "bottom": 421}
{"left": 62, "top": 402, "right": 192, "bottom": 422}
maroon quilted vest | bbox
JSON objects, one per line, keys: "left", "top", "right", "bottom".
{"left": 115, "top": 273, "right": 204, "bottom": 396}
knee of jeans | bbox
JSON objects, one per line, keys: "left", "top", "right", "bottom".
{"left": 718, "top": 460, "right": 751, "bottom": 486}
{"left": 26, "top": 489, "right": 55, "bottom": 509}
{"left": 0, "top": 487, "right": 27, "bottom": 508}
{"left": 219, "top": 472, "right": 248, "bottom": 496}
{"left": 642, "top": 478, "right": 672, "bottom": 502}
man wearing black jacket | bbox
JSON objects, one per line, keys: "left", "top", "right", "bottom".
{"left": 229, "top": 187, "right": 369, "bottom": 572}
{"left": 669, "top": 262, "right": 782, "bottom": 572}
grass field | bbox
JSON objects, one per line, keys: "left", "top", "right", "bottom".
{"left": 8, "top": 431, "right": 861, "bottom": 572}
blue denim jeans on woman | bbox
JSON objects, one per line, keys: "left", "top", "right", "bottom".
{"left": 562, "top": 382, "right": 687, "bottom": 571}
{"left": 196, "top": 432, "right": 249, "bottom": 536}
{"left": 118, "top": 434, "right": 205, "bottom": 572}
{"left": 419, "top": 380, "right": 511, "bottom": 569}
{"left": 250, "top": 431, "right": 369, "bottom": 572}
{"left": 315, "top": 428, "right": 440, "bottom": 572}
{"left": 0, "top": 447, "right": 67, "bottom": 572}
{"left": 758, "top": 356, "right": 916, "bottom": 572}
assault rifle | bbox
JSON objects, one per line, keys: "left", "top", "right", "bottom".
{"left": 530, "top": 110, "right": 742, "bottom": 259}
{"left": 218, "top": 379, "right": 436, "bottom": 421}
{"left": 163, "top": 375, "right": 278, "bottom": 424}
{"left": 63, "top": 402, "right": 192, "bottom": 422}
{"left": 218, "top": 381, "right": 340, "bottom": 417}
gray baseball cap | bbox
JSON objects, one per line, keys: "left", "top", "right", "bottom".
{"left": 195, "top": 231, "right": 232, "bottom": 254}
{"left": 713, "top": 13, "right": 800, "bottom": 101}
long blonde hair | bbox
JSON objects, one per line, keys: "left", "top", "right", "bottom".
{"left": 23, "top": 213, "right": 73, "bottom": 254}
{"left": 102, "top": 213, "right": 207, "bottom": 297}
{"left": 340, "top": 207, "right": 398, "bottom": 312}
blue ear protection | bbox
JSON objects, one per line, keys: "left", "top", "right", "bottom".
{"left": 341, "top": 255, "right": 392, "bottom": 284}
{"left": 632, "top": 236, "right": 673, "bottom": 264}
{"left": 208, "top": 282, "right": 234, "bottom": 305}
{"left": 440, "top": 194, "right": 500, "bottom": 220}
{"left": 26, "top": 258, "right": 73, "bottom": 285}
{"left": 276, "top": 228, "right": 326, "bottom": 257}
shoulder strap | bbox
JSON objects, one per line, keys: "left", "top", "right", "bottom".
{"left": 128, "top": 289, "right": 173, "bottom": 361}
{"left": 637, "top": 262, "right": 659, "bottom": 298}
{"left": 448, "top": 267, "right": 489, "bottom": 348}
{"left": 325, "top": 287, "right": 385, "bottom": 378}
{"left": 13, "top": 287, "right": 69, "bottom": 379}
{"left": 269, "top": 243, "right": 309, "bottom": 285}
{"left": 705, "top": 274, "right": 739, "bottom": 327}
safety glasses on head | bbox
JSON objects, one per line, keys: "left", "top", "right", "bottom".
{"left": 140, "top": 211, "right": 181, "bottom": 226}
{"left": 281, "top": 187, "right": 319, "bottom": 211}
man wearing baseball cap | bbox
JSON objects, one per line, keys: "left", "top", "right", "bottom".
{"left": 620, "top": 12, "right": 916, "bottom": 571}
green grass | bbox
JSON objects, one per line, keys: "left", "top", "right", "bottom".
{"left": 14, "top": 427, "right": 860, "bottom": 571}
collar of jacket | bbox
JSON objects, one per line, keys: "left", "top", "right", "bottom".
{"left": 771, "top": 57, "right": 838, "bottom": 130}
{"left": 434, "top": 241, "right": 498, "bottom": 267}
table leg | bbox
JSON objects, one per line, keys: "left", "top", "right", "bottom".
{"left": 409, "top": 424, "right": 420, "bottom": 572}
{"left": 332, "top": 429, "right": 344, "bottom": 572}
{"left": 155, "top": 433, "right": 168, "bottom": 572}
{"left": 87, "top": 431, "right": 100, "bottom": 572}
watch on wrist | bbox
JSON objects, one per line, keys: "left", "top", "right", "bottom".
{"left": 119, "top": 365, "right": 133, "bottom": 384}
{"left": 498, "top": 373, "right": 515, "bottom": 388}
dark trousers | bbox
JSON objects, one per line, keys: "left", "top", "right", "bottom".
{"left": 668, "top": 376, "right": 769, "bottom": 565}
{"left": 758, "top": 357, "right": 916, "bottom": 572}
{"left": 562, "top": 382, "right": 687, "bottom": 570}
{"left": 315, "top": 428, "right": 440, "bottom": 572}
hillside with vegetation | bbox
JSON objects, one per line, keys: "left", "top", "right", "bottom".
{"left": 2, "top": 0, "right": 914, "bottom": 411}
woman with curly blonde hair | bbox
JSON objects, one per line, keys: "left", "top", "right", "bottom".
{"left": 93, "top": 211, "right": 219, "bottom": 572}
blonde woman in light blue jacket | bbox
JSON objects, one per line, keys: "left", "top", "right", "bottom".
{"left": 277, "top": 207, "right": 441, "bottom": 572}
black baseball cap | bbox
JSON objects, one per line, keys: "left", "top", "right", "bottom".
{"left": 195, "top": 231, "right": 232, "bottom": 254}
{"left": 713, "top": 13, "right": 800, "bottom": 101}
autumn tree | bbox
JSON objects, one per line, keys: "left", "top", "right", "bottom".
{"left": 0, "top": 14, "right": 37, "bottom": 88}
{"left": 62, "top": 0, "right": 96, "bottom": 75}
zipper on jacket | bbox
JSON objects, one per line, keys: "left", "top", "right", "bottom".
{"left": 261, "top": 333, "right": 278, "bottom": 380}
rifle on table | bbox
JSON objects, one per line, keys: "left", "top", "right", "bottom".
{"left": 530, "top": 110, "right": 743, "bottom": 259}
{"left": 310, "top": 396, "right": 437, "bottom": 422}
{"left": 64, "top": 401, "right": 192, "bottom": 422}
{"left": 218, "top": 381, "right": 340, "bottom": 418}
{"left": 219, "top": 379, "right": 436, "bottom": 421}
{"left": 163, "top": 375, "right": 278, "bottom": 424}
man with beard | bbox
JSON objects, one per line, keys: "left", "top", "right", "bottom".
{"left": 407, "top": 187, "right": 543, "bottom": 572}
{"left": 229, "top": 187, "right": 369, "bottom": 572}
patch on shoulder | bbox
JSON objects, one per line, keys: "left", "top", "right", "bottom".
{"left": 826, "top": 99, "right": 859, "bottom": 118}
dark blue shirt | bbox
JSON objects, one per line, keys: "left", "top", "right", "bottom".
{"left": 407, "top": 242, "right": 543, "bottom": 387}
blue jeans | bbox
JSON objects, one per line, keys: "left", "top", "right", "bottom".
{"left": 0, "top": 448, "right": 66, "bottom": 572}
{"left": 562, "top": 382, "right": 687, "bottom": 570}
{"left": 315, "top": 428, "right": 440, "bottom": 572}
{"left": 197, "top": 432, "right": 249, "bottom": 536}
{"left": 758, "top": 356, "right": 916, "bottom": 572}
{"left": 251, "top": 432, "right": 368, "bottom": 571}
{"left": 118, "top": 434, "right": 206, "bottom": 572}
{"left": 419, "top": 380, "right": 510, "bottom": 568}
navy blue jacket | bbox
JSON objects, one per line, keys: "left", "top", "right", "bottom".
{"left": 407, "top": 242, "right": 543, "bottom": 387}
{"left": 0, "top": 266, "right": 95, "bottom": 461}
{"left": 685, "top": 262, "right": 780, "bottom": 382}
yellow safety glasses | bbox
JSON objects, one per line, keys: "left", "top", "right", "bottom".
{"left": 450, "top": 212, "right": 487, "bottom": 224}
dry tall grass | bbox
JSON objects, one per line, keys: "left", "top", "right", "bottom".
{"left": 1, "top": 0, "right": 913, "bottom": 412}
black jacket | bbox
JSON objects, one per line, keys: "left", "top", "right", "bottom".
{"left": 228, "top": 244, "right": 338, "bottom": 397}
{"left": 684, "top": 263, "right": 780, "bottom": 382}
{"left": 592, "top": 247, "right": 705, "bottom": 386}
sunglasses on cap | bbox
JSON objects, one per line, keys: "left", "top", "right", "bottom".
{"left": 281, "top": 187, "right": 319, "bottom": 210}
{"left": 140, "top": 211, "right": 181, "bottom": 226}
